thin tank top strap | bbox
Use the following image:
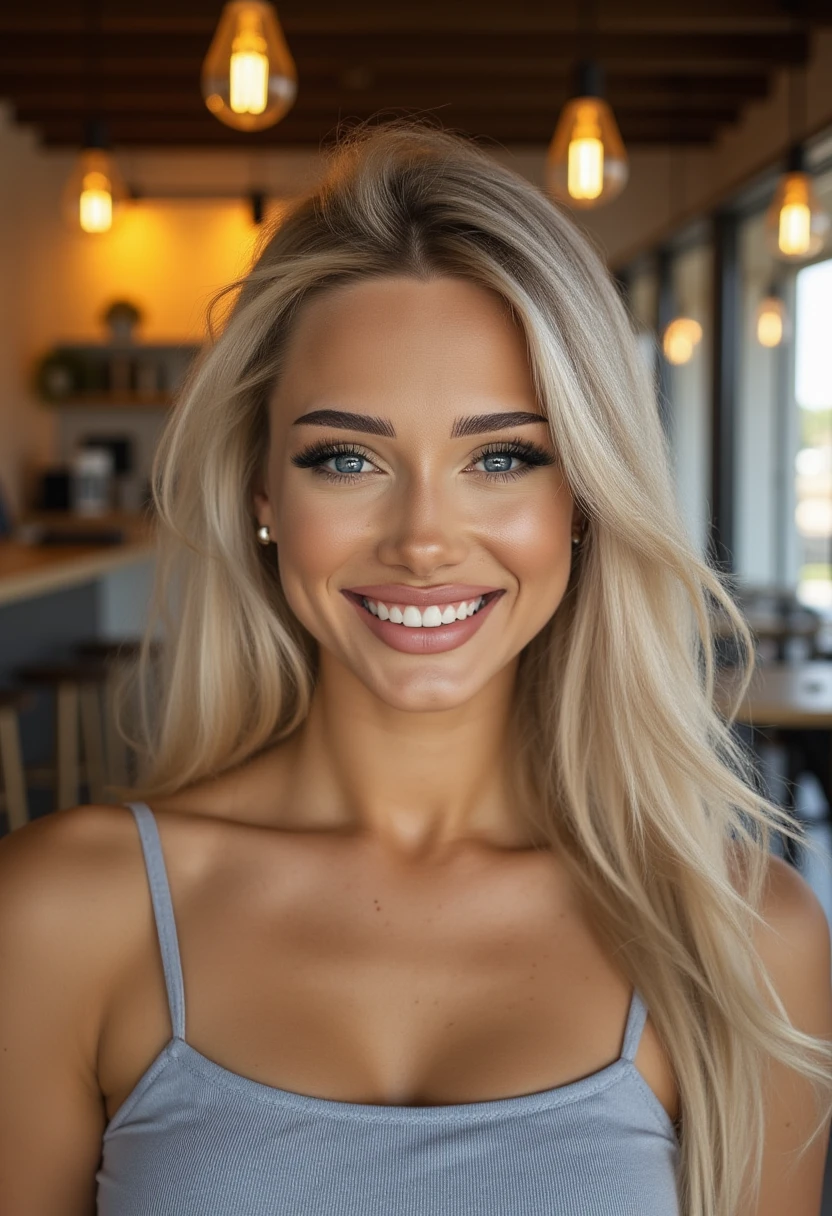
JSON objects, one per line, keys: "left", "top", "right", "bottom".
{"left": 620, "top": 986, "right": 648, "bottom": 1062}
{"left": 124, "top": 800, "right": 187, "bottom": 1041}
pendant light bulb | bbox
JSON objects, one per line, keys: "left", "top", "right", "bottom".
{"left": 202, "top": 1, "right": 297, "bottom": 131}
{"left": 546, "top": 62, "right": 628, "bottom": 209}
{"left": 662, "top": 317, "right": 702, "bottom": 366}
{"left": 62, "top": 120, "right": 128, "bottom": 234}
{"left": 755, "top": 291, "right": 789, "bottom": 348}
{"left": 765, "top": 148, "right": 830, "bottom": 262}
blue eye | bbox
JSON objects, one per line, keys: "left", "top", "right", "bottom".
{"left": 476, "top": 452, "right": 523, "bottom": 475}
{"left": 329, "top": 452, "right": 369, "bottom": 476}
{"left": 290, "top": 437, "right": 557, "bottom": 484}
{"left": 470, "top": 441, "right": 557, "bottom": 482}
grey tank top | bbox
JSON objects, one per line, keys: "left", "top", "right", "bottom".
{"left": 96, "top": 800, "right": 680, "bottom": 1215}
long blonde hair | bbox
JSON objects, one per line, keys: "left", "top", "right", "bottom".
{"left": 114, "top": 117, "right": 832, "bottom": 1215}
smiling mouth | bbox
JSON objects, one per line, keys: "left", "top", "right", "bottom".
{"left": 343, "top": 589, "right": 503, "bottom": 628}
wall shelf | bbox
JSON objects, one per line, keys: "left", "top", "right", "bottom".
{"left": 35, "top": 341, "right": 201, "bottom": 406}
{"left": 41, "top": 392, "right": 174, "bottom": 409}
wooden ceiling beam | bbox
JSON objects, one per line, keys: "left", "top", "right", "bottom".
{"left": 12, "top": 103, "right": 744, "bottom": 133}
{"left": 0, "top": 56, "right": 795, "bottom": 81}
{"left": 0, "top": 30, "right": 810, "bottom": 66}
{"left": 7, "top": 90, "right": 749, "bottom": 116}
{"left": 31, "top": 114, "right": 723, "bottom": 147}
{"left": 0, "top": 0, "right": 827, "bottom": 31}
{"left": 0, "top": 72, "right": 772, "bottom": 99}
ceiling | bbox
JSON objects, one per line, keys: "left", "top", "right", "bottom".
{"left": 0, "top": 1, "right": 830, "bottom": 151}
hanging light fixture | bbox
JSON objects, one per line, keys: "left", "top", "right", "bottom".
{"left": 662, "top": 316, "right": 702, "bottom": 366}
{"left": 62, "top": 2, "right": 128, "bottom": 234}
{"left": 755, "top": 283, "right": 790, "bottom": 348}
{"left": 546, "top": 59, "right": 628, "bottom": 207}
{"left": 659, "top": 147, "right": 701, "bottom": 366}
{"left": 62, "top": 117, "right": 128, "bottom": 235}
{"left": 765, "top": 145, "right": 830, "bottom": 261}
{"left": 765, "top": 62, "right": 830, "bottom": 261}
{"left": 202, "top": 1, "right": 297, "bottom": 131}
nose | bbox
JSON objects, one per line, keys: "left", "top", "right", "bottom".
{"left": 374, "top": 468, "right": 470, "bottom": 574}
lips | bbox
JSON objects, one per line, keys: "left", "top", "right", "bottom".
{"left": 342, "top": 585, "right": 505, "bottom": 655}
{"left": 343, "top": 583, "right": 501, "bottom": 609}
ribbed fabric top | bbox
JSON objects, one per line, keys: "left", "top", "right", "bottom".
{"left": 96, "top": 800, "right": 680, "bottom": 1215}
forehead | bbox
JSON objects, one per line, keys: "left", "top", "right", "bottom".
{"left": 270, "top": 275, "right": 538, "bottom": 425}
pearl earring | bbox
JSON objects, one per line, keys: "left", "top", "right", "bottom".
{"left": 256, "top": 524, "right": 272, "bottom": 545}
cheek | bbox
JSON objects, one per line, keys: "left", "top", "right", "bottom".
{"left": 484, "top": 492, "right": 574, "bottom": 635}
{"left": 277, "top": 491, "right": 358, "bottom": 574}
{"left": 484, "top": 491, "right": 571, "bottom": 579}
{"left": 272, "top": 482, "right": 371, "bottom": 628}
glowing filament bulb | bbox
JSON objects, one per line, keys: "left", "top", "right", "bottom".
{"left": 663, "top": 317, "right": 702, "bottom": 366}
{"left": 79, "top": 170, "right": 113, "bottom": 233}
{"left": 756, "top": 296, "right": 786, "bottom": 347}
{"left": 567, "top": 104, "right": 604, "bottom": 200}
{"left": 779, "top": 201, "right": 811, "bottom": 257}
{"left": 757, "top": 309, "right": 783, "bottom": 347}
{"left": 230, "top": 13, "right": 269, "bottom": 114}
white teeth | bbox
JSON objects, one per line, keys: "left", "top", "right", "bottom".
{"left": 360, "top": 595, "right": 488, "bottom": 627}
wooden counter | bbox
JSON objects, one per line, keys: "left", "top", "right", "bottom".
{"left": 0, "top": 511, "right": 156, "bottom": 608}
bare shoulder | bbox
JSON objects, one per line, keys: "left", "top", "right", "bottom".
{"left": 0, "top": 803, "right": 156, "bottom": 1043}
{"left": 0, "top": 802, "right": 144, "bottom": 917}
{"left": 754, "top": 853, "right": 832, "bottom": 1003}
{"left": 0, "top": 804, "right": 148, "bottom": 1214}
{"left": 725, "top": 842, "right": 831, "bottom": 977}
{"left": 735, "top": 852, "right": 832, "bottom": 1216}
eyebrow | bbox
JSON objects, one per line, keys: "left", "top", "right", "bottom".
{"left": 291, "top": 408, "right": 549, "bottom": 438}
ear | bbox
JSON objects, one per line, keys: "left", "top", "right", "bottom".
{"left": 252, "top": 487, "right": 273, "bottom": 530}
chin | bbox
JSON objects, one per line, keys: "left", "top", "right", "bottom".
{"left": 365, "top": 669, "right": 492, "bottom": 714}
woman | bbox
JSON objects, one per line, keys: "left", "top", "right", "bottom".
{"left": 2, "top": 119, "right": 831, "bottom": 1216}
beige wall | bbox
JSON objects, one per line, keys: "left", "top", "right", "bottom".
{"left": 2, "top": 24, "right": 832, "bottom": 516}
{"left": 0, "top": 113, "right": 326, "bottom": 515}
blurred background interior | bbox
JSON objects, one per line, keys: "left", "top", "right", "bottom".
{"left": 0, "top": 0, "right": 832, "bottom": 1190}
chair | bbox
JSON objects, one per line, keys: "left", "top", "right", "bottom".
{"left": 73, "top": 638, "right": 160, "bottom": 788}
{"left": 14, "top": 658, "right": 110, "bottom": 811}
{"left": 0, "top": 687, "right": 35, "bottom": 831}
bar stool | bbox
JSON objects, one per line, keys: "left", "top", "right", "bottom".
{"left": 74, "top": 639, "right": 160, "bottom": 788}
{"left": 14, "top": 657, "right": 110, "bottom": 811}
{"left": 0, "top": 687, "right": 35, "bottom": 831}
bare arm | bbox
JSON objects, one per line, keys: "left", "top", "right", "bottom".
{"left": 745, "top": 854, "right": 832, "bottom": 1216}
{"left": 0, "top": 808, "right": 120, "bottom": 1215}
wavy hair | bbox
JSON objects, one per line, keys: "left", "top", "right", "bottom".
{"left": 111, "top": 117, "right": 832, "bottom": 1216}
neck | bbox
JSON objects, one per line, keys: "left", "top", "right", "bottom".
{"left": 279, "top": 656, "right": 543, "bottom": 861}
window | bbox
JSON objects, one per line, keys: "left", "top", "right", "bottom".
{"left": 665, "top": 243, "right": 713, "bottom": 558}
{"left": 793, "top": 257, "right": 832, "bottom": 610}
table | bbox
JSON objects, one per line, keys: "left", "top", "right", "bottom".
{"left": 711, "top": 609, "right": 822, "bottom": 660}
{"left": 714, "top": 661, "right": 832, "bottom": 865}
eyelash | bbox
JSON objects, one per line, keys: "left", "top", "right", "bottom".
{"left": 289, "top": 437, "right": 557, "bottom": 484}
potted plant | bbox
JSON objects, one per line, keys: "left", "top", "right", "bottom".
{"left": 101, "top": 299, "right": 143, "bottom": 344}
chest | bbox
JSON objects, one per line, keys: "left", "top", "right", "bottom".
{"left": 97, "top": 832, "right": 679, "bottom": 1124}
